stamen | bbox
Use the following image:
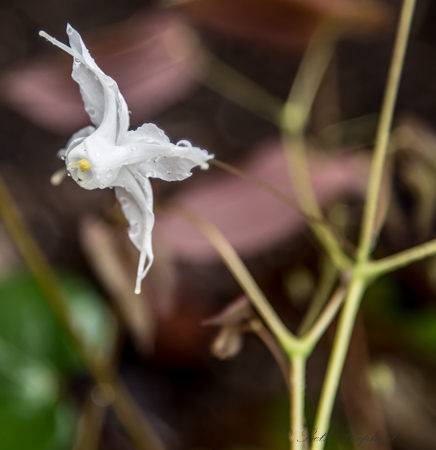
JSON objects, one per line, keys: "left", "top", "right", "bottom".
{"left": 69, "top": 159, "right": 91, "bottom": 172}
{"left": 50, "top": 167, "right": 68, "bottom": 186}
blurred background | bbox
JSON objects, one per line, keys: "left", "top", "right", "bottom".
{"left": 1, "top": 0, "right": 436, "bottom": 449}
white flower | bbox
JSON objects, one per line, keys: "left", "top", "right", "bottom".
{"left": 40, "top": 24, "right": 213, "bottom": 294}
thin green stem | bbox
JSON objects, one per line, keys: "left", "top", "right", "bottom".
{"left": 357, "top": 0, "right": 416, "bottom": 262}
{"left": 301, "top": 284, "right": 347, "bottom": 352}
{"left": 0, "top": 176, "right": 165, "bottom": 450}
{"left": 251, "top": 319, "right": 290, "bottom": 391}
{"left": 290, "top": 354, "right": 307, "bottom": 450}
{"left": 311, "top": 3, "right": 416, "bottom": 448}
{"left": 281, "top": 27, "right": 351, "bottom": 271}
{"left": 363, "top": 237, "right": 436, "bottom": 279}
{"left": 211, "top": 159, "right": 355, "bottom": 254}
{"left": 159, "top": 202, "right": 302, "bottom": 354}
{"left": 311, "top": 277, "right": 366, "bottom": 450}
{"left": 298, "top": 258, "right": 338, "bottom": 337}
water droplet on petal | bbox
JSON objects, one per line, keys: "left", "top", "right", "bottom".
{"left": 131, "top": 146, "right": 136, "bottom": 152}
{"left": 96, "top": 173, "right": 101, "bottom": 179}
{"left": 86, "top": 107, "right": 96, "bottom": 116}
{"left": 67, "top": 25, "right": 73, "bottom": 35}
{"left": 74, "top": 57, "right": 81, "bottom": 65}
{"left": 177, "top": 140, "right": 192, "bottom": 147}
{"left": 61, "top": 156, "right": 66, "bottom": 161}
{"left": 67, "top": 173, "right": 71, "bottom": 177}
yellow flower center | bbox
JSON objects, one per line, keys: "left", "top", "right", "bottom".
{"left": 69, "top": 159, "right": 91, "bottom": 172}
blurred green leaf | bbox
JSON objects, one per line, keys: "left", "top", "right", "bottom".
{"left": 0, "top": 270, "right": 115, "bottom": 449}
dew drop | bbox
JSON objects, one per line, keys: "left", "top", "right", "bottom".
{"left": 61, "top": 156, "right": 66, "bottom": 161}
{"left": 120, "top": 198, "right": 128, "bottom": 206}
{"left": 86, "top": 107, "right": 95, "bottom": 116}
{"left": 67, "top": 173, "right": 71, "bottom": 177}
{"left": 96, "top": 173, "right": 101, "bottom": 179}
{"left": 131, "top": 146, "right": 136, "bottom": 152}
{"left": 74, "top": 57, "right": 81, "bottom": 65}
{"left": 177, "top": 140, "right": 191, "bottom": 147}
{"left": 67, "top": 25, "right": 73, "bottom": 35}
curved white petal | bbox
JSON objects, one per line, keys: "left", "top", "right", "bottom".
{"left": 58, "top": 125, "right": 95, "bottom": 159}
{"left": 40, "top": 25, "right": 129, "bottom": 143}
{"left": 128, "top": 125, "right": 213, "bottom": 181}
{"left": 114, "top": 167, "right": 154, "bottom": 294}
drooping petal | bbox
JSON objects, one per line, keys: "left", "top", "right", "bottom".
{"left": 127, "top": 124, "right": 213, "bottom": 182}
{"left": 114, "top": 167, "right": 155, "bottom": 294}
{"left": 40, "top": 25, "right": 129, "bottom": 143}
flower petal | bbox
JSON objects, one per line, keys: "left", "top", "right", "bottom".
{"left": 114, "top": 167, "right": 155, "bottom": 294}
{"left": 40, "top": 25, "right": 129, "bottom": 144}
{"left": 127, "top": 125, "right": 213, "bottom": 181}
{"left": 59, "top": 125, "right": 95, "bottom": 158}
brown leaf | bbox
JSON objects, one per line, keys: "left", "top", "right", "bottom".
{"left": 156, "top": 139, "right": 370, "bottom": 261}
{"left": 210, "top": 325, "right": 244, "bottom": 359}
{"left": 202, "top": 295, "right": 252, "bottom": 327}
{"left": 80, "top": 216, "right": 156, "bottom": 353}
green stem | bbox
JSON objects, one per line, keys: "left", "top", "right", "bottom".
{"left": 290, "top": 354, "right": 307, "bottom": 450}
{"left": 311, "top": 3, "right": 416, "bottom": 448}
{"left": 357, "top": 0, "right": 416, "bottom": 262}
{"left": 281, "top": 27, "right": 351, "bottom": 271}
{"left": 159, "top": 202, "right": 301, "bottom": 353}
{"left": 363, "top": 237, "right": 436, "bottom": 278}
{"left": 311, "top": 277, "right": 366, "bottom": 450}
{"left": 300, "top": 284, "right": 347, "bottom": 352}
{"left": 298, "top": 257, "right": 338, "bottom": 337}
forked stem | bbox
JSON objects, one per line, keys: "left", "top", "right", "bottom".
{"left": 311, "top": 2, "right": 416, "bottom": 448}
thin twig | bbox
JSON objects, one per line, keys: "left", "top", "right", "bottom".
{"left": 250, "top": 319, "right": 290, "bottom": 391}
{"left": 301, "top": 284, "right": 347, "bottom": 351}
{"left": 159, "top": 202, "right": 301, "bottom": 354}
{"left": 357, "top": 0, "right": 416, "bottom": 262}
{"left": 281, "top": 26, "right": 351, "bottom": 271}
